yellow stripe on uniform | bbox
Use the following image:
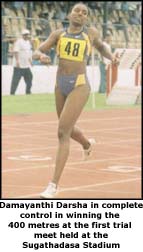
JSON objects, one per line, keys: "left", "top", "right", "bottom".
{"left": 56, "top": 32, "right": 66, "bottom": 56}
{"left": 75, "top": 74, "right": 86, "bottom": 86}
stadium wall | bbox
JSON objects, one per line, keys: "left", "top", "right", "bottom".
{"left": 2, "top": 65, "right": 100, "bottom": 95}
{"left": 2, "top": 65, "right": 139, "bottom": 96}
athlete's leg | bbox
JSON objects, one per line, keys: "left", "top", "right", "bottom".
{"left": 52, "top": 84, "right": 90, "bottom": 185}
{"left": 55, "top": 86, "right": 90, "bottom": 150}
{"left": 55, "top": 85, "right": 66, "bottom": 118}
{"left": 71, "top": 126, "right": 91, "bottom": 149}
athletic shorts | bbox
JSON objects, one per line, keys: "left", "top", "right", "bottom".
{"left": 56, "top": 73, "right": 90, "bottom": 96}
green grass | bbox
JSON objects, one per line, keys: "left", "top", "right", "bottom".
{"left": 2, "top": 93, "right": 140, "bottom": 115}
{"left": 2, "top": 94, "right": 56, "bottom": 115}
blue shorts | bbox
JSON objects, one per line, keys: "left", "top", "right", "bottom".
{"left": 56, "top": 73, "right": 90, "bottom": 96}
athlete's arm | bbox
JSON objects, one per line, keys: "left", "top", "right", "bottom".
{"left": 89, "top": 27, "right": 119, "bottom": 64}
{"left": 32, "top": 29, "right": 62, "bottom": 64}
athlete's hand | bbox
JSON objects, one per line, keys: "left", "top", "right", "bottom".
{"left": 39, "top": 54, "right": 51, "bottom": 65}
{"left": 111, "top": 54, "right": 120, "bottom": 65}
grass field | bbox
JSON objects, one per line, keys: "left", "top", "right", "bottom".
{"left": 2, "top": 93, "right": 140, "bottom": 115}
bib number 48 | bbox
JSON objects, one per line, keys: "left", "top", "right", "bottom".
{"left": 65, "top": 42, "right": 80, "bottom": 57}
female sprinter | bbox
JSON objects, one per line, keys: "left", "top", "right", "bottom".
{"left": 33, "top": 3, "right": 119, "bottom": 198}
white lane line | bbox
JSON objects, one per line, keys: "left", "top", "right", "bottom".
{"left": 15, "top": 177, "right": 141, "bottom": 198}
{"left": 2, "top": 126, "right": 140, "bottom": 139}
{"left": 3, "top": 184, "right": 43, "bottom": 189}
{"left": 2, "top": 115, "right": 141, "bottom": 126}
{"left": 79, "top": 189, "right": 137, "bottom": 194}
{"left": 2, "top": 155, "right": 141, "bottom": 173}
{"left": 58, "top": 177, "right": 141, "bottom": 193}
{"left": 8, "top": 155, "right": 52, "bottom": 161}
{"left": 84, "top": 126, "right": 140, "bottom": 133}
{"left": 2, "top": 138, "right": 141, "bottom": 153}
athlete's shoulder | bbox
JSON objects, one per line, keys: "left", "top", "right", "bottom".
{"left": 86, "top": 26, "right": 100, "bottom": 43}
{"left": 51, "top": 28, "right": 66, "bottom": 40}
{"left": 87, "top": 26, "right": 99, "bottom": 37}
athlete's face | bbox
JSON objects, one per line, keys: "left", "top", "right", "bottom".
{"left": 69, "top": 4, "right": 88, "bottom": 26}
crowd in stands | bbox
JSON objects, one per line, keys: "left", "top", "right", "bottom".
{"left": 2, "top": 1, "right": 141, "bottom": 64}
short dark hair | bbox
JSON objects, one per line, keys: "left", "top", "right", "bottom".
{"left": 70, "top": 2, "right": 90, "bottom": 15}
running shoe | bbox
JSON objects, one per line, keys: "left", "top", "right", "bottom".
{"left": 83, "top": 138, "right": 96, "bottom": 160}
{"left": 40, "top": 182, "right": 57, "bottom": 198}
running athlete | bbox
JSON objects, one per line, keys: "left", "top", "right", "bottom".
{"left": 33, "top": 3, "right": 119, "bottom": 198}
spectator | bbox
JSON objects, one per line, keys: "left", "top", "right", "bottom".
{"left": 59, "top": 1, "right": 69, "bottom": 13}
{"left": 45, "top": 2, "right": 56, "bottom": 20}
{"left": 2, "top": 24, "right": 9, "bottom": 65}
{"left": 113, "top": 17, "right": 129, "bottom": 47}
{"left": 54, "top": 4, "right": 67, "bottom": 20}
{"left": 10, "top": 29, "right": 33, "bottom": 95}
{"left": 2, "top": 2, "right": 6, "bottom": 16}
{"left": 38, "top": 11, "right": 52, "bottom": 36}
{"left": 129, "top": 10, "right": 140, "bottom": 25}
{"left": 113, "top": 2, "right": 122, "bottom": 17}
{"left": 31, "top": 27, "right": 43, "bottom": 65}
{"left": 2, "top": 2, "right": 13, "bottom": 17}
{"left": 2, "top": 19, "right": 15, "bottom": 64}
{"left": 108, "top": 2, "right": 114, "bottom": 13}
{"left": 136, "top": 3, "right": 141, "bottom": 16}
{"left": 105, "top": 20, "right": 114, "bottom": 35}
{"left": 121, "top": 2, "right": 129, "bottom": 13}
{"left": 136, "top": 4, "right": 141, "bottom": 24}
{"left": 94, "top": 2, "right": 103, "bottom": 15}
{"left": 11, "top": 1, "right": 24, "bottom": 10}
{"left": 87, "top": 1, "right": 96, "bottom": 10}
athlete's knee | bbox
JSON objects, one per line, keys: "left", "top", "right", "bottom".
{"left": 58, "top": 126, "right": 71, "bottom": 142}
{"left": 71, "top": 126, "right": 82, "bottom": 138}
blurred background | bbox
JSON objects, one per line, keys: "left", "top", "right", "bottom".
{"left": 2, "top": 1, "right": 141, "bottom": 65}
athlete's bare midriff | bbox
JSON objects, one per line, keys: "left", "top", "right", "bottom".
{"left": 57, "top": 58, "right": 87, "bottom": 76}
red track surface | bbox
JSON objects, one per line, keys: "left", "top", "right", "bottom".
{"left": 2, "top": 108, "right": 141, "bottom": 199}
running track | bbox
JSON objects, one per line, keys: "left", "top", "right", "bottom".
{"left": 2, "top": 108, "right": 141, "bottom": 199}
